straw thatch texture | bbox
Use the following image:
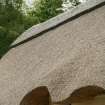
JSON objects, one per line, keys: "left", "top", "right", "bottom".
{"left": 0, "top": 1, "right": 105, "bottom": 105}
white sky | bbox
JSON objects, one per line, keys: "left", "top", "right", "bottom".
{"left": 79, "top": 0, "right": 87, "bottom": 2}
{"left": 25, "top": 0, "right": 34, "bottom": 7}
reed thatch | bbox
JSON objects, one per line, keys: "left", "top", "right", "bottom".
{"left": 0, "top": 0, "right": 105, "bottom": 105}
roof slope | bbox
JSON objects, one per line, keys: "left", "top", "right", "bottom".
{"left": 12, "top": 0, "right": 105, "bottom": 47}
{"left": 0, "top": 0, "right": 105, "bottom": 105}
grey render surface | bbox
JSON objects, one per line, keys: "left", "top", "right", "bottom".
{"left": 0, "top": 0, "right": 105, "bottom": 105}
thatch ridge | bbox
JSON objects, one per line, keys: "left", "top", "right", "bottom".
{"left": 11, "top": 0, "right": 105, "bottom": 47}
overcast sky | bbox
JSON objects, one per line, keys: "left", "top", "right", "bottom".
{"left": 25, "top": 0, "right": 34, "bottom": 7}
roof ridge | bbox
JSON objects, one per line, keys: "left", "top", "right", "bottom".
{"left": 11, "top": 0, "right": 105, "bottom": 48}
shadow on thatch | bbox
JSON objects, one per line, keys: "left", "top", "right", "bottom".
{"left": 69, "top": 85, "right": 105, "bottom": 103}
{"left": 20, "top": 86, "right": 51, "bottom": 105}
{"left": 20, "top": 85, "right": 105, "bottom": 105}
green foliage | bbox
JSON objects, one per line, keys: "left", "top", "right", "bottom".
{"left": 29, "top": 0, "right": 63, "bottom": 23}
{"left": 0, "top": 25, "right": 19, "bottom": 57}
{"left": 69, "top": 0, "right": 80, "bottom": 6}
{"left": 0, "top": 0, "right": 24, "bottom": 58}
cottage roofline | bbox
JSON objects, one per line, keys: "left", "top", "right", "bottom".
{"left": 11, "top": 0, "right": 105, "bottom": 48}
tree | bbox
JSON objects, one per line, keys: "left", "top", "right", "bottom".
{"left": 0, "top": 0, "right": 24, "bottom": 58}
{"left": 69, "top": 0, "right": 80, "bottom": 6}
{"left": 29, "top": 0, "right": 63, "bottom": 23}
{"left": 62, "top": 0, "right": 81, "bottom": 11}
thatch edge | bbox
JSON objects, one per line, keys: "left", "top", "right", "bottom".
{"left": 11, "top": 0, "right": 105, "bottom": 47}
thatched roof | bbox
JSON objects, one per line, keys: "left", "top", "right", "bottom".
{"left": 0, "top": 0, "right": 105, "bottom": 105}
